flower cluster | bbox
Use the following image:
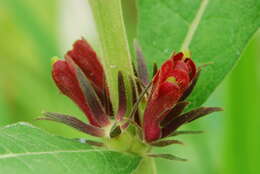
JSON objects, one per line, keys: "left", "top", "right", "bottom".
{"left": 42, "top": 39, "right": 221, "bottom": 158}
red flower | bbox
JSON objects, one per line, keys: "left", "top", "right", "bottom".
{"left": 52, "top": 39, "right": 110, "bottom": 128}
{"left": 47, "top": 39, "right": 222, "bottom": 149}
{"left": 143, "top": 52, "right": 197, "bottom": 142}
{"left": 67, "top": 39, "right": 107, "bottom": 96}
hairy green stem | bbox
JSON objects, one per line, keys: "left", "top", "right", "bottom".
{"left": 88, "top": 0, "right": 134, "bottom": 111}
{"left": 87, "top": 1, "right": 156, "bottom": 173}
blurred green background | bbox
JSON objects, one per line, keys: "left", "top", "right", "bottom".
{"left": 0, "top": 0, "right": 259, "bottom": 174}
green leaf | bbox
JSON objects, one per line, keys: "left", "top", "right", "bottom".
{"left": 0, "top": 0, "right": 59, "bottom": 68}
{"left": 0, "top": 0, "right": 62, "bottom": 130}
{"left": 0, "top": 0, "right": 87, "bottom": 137}
{"left": 132, "top": 157, "right": 157, "bottom": 174}
{"left": 137, "top": 0, "right": 260, "bottom": 109}
{"left": 0, "top": 122, "right": 140, "bottom": 174}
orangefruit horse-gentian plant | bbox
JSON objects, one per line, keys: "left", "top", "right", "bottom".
{"left": 41, "top": 38, "right": 222, "bottom": 161}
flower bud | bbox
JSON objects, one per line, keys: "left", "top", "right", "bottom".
{"left": 52, "top": 39, "right": 110, "bottom": 128}
{"left": 67, "top": 39, "right": 107, "bottom": 96}
{"left": 52, "top": 60, "right": 100, "bottom": 127}
{"left": 143, "top": 52, "right": 197, "bottom": 142}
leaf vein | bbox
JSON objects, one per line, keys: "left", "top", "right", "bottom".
{"left": 0, "top": 149, "right": 110, "bottom": 159}
{"left": 181, "top": 0, "right": 209, "bottom": 50}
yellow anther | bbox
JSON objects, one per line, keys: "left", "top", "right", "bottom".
{"left": 166, "top": 76, "right": 176, "bottom": 83}
{"left": 51, "top": 56, "right": 60, "bottom": 65}
{"left": 183, "top": 50, "right": 191, "bottom": 58}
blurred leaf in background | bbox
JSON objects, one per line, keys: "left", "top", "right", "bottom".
{"left": 0, "top": 0, "right": 95, "bottom": 138}
{"left": 223, "top": 31, "right": 260, "bottom": 174}
{"left": 0, "top": 0, "right": 57, "bottom": 126}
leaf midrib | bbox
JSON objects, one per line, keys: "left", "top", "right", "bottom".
{"left": 0, "top": 149, "right": 110, "bottom": 159}
{"left": 180, "top": 0, "right": 209, "bottom": 50}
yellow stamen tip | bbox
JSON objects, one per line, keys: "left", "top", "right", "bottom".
{"left": 183, "top": 50, "right": 191, "bottom": 58}
{"left": 51, "top": 56, "right": 60, "bottom": 65}
{"left": 166, "top": 76, "right": 176, "bottom": 84}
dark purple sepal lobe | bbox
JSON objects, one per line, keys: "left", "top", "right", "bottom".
{"left": 39, "top": 112, "right": 105, "bottom": 137}
{"left": 162, "top": 107, "right": 223, "bottom": 138}
{"left": 150, "top": 139, "right": 184, "bottom": 147}
{"left": 148, "top": 153, "right": 187, "bottom": 162}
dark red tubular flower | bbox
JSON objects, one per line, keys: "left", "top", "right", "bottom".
{"left": 143, "top": 52, "right": 197, "bottom": 142}
{"left": 67, "top": 39, "right": 106, "bottom": 96}
{"left": 52, "top": 39, "right": 110, "bottom": 128}
{"left": 42, "top": 39, "right": 223, "bottom": 158}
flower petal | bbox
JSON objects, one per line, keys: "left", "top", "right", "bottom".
{"left": 67, "top": 39, "right": 106, "bottom": 94}
{"left": 67, "top": 56, "right": 110, "bottom": 127}
{"left": 52, "top": 60, "right": 100, "bottom": 126}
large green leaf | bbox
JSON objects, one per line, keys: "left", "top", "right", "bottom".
{"left": 137, "top": 0, "right": 260, "bottom": 109}
{"left": 0, "top": 122, "right": 140, "bottom": 174}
